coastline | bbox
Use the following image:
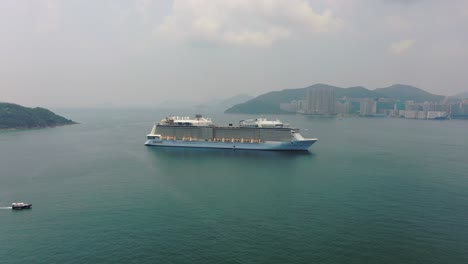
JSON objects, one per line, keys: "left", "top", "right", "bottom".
{"left": 0, "top": 122, "right": 78, "bottom": 132}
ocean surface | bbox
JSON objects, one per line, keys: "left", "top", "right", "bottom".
{"left": 1, "top": 109, "right": 467, "bottom": 264}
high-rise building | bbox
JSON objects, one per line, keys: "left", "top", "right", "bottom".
{"left": 336, "top": 100, "right": 351, "bottom": 115}
{"left": 280, "top": 100, "right": 307, "bottom": 113}
{"left": 394, "top": 100, "right": 405, "bottom": 111}
{"left": 359, "top": 99, "right": 376, "bottom": 116}
{"left": 306, "top": 87, "right": 336, "bottom": 115}
{"left": 462, "top": 100, "right": 468, "bottom": 115}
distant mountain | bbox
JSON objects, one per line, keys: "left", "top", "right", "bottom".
{"left": 336, "top": 86, "right": 380, "bottom": 98}
{"left": 225, "top": 84, "right": 445, "bottom": 114}
{"left": 374, "top": 84, "right": 444, "bottom": 102}
{"left": 0, "top": 102, "right": 76, "bottom": 130}
{"left": 451, "top": 91, "right": 468, "bottom": 99}
{"left": 190, "top": 94, "right": 254, "bottom": 113}
{"left": 217, "top": 94, "right": 254, "bottom": 108}
{"left": 225, "top": 85, "right": 313, "bottom": 114}
{"left": 157, "top": 94, "right": 253, "bottom": 112}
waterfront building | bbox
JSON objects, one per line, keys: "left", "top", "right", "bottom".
{"left": 404, "top": 110, "right": 418, "bottom": 119}
{"left": 389, "top": 109, "right": 399, "bottom": 117}
{"left": 336, "top": 100, "right": 351, "bottom": 115}
{"left": 280, "top": 103, "right": 295, "bottom": 113}
{"left": 359, "top": 99, "right": 377, "bottom": 116}
{"left": 427, "top": 111, "right": 448, "bottom": 119}
{"left": 462, "top": 101, "right": 468, "bottom": 115}
{"left": 376, "top": 100, "right": 395, "bottom": 114}
{"left": 424, "top": 101, "right": 448, "bottom": 112}
{"left": 394, "top": 100, "right": 405, "bottom": 112}
{"left": 280, "top": 100, "right": 307, "bottom": 113}
{"left": 461, "top": 102, "right": 468, "bottom": 118}
{"left": 306, "top": 87, "right": 336, "bottom": 115}
{"left": 405, "top": 101, "right": 418, "bottom": 111}
{"left": 417, "top": 111, "right": 426, "bottom": 119}
{"left": 450, "top": 103, "right": 461, "bottom": 116}
{"left": 280, "top": 102, "right": 296, "bottom": 113}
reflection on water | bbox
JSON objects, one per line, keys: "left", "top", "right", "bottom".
{"left": 144, "top": 146, "right": 317, "bottom": 174}
{"left": 145, "top": 146, "right": 314, "bottom": 160}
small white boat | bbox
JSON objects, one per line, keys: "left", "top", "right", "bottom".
{"left": 12, "top": 202, "right": 32, "bottom": 210}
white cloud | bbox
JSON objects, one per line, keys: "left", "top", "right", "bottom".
{"left": 390, "top": 39, "right": 415, "bottom": 55}
{"left": 223, "top": 27, "right": 290, "bottom": 47}
{"left": 154, "top": 0, "right": 341, "bottom": 47}
{"left": 384, "top": 15, "right": 410, "bottom": 32}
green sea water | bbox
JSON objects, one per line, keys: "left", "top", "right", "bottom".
{"left": 1, "top": 109, "right": 467, "bottom": 264}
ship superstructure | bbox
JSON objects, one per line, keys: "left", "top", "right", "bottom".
{"left": 145, "top": 115, "right": 317, "bottom": 151}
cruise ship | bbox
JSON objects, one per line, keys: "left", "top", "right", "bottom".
{"left": 144, "top": 115, "right": 318, "bottom": 151}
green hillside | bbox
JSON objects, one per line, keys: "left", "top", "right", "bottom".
{"left": 226, "top": 84, "right": 336, "bottom": 114}
{"left": 0, "top": 102, "right": 76, "bottom": 129}
{"left": 374, "top": 84, "right": 444, "bottom": 102}
{"left": 225, "top": 83, "right": 444, "bottom": 114}
{"left": 336, "top": 86, "right": 380, "bottom": 99}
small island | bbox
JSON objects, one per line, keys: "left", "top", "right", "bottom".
{"left": 0, "top": 102, "right": 77, "bottom": 130}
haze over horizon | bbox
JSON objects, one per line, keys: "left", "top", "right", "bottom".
{"left": 1, "top": 0, "right": 467, "bottom": 108}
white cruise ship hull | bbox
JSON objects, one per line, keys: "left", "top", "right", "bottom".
{"left": 144, "top": 139, "right": 317, "bottom": 151}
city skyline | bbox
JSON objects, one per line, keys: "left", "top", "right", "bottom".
{"left": 280, "top": 86, "right": 468, "bottom": 119}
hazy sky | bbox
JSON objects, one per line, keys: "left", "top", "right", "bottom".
{"left": 1, "top": 0, "right": 467, "bottom": 107}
